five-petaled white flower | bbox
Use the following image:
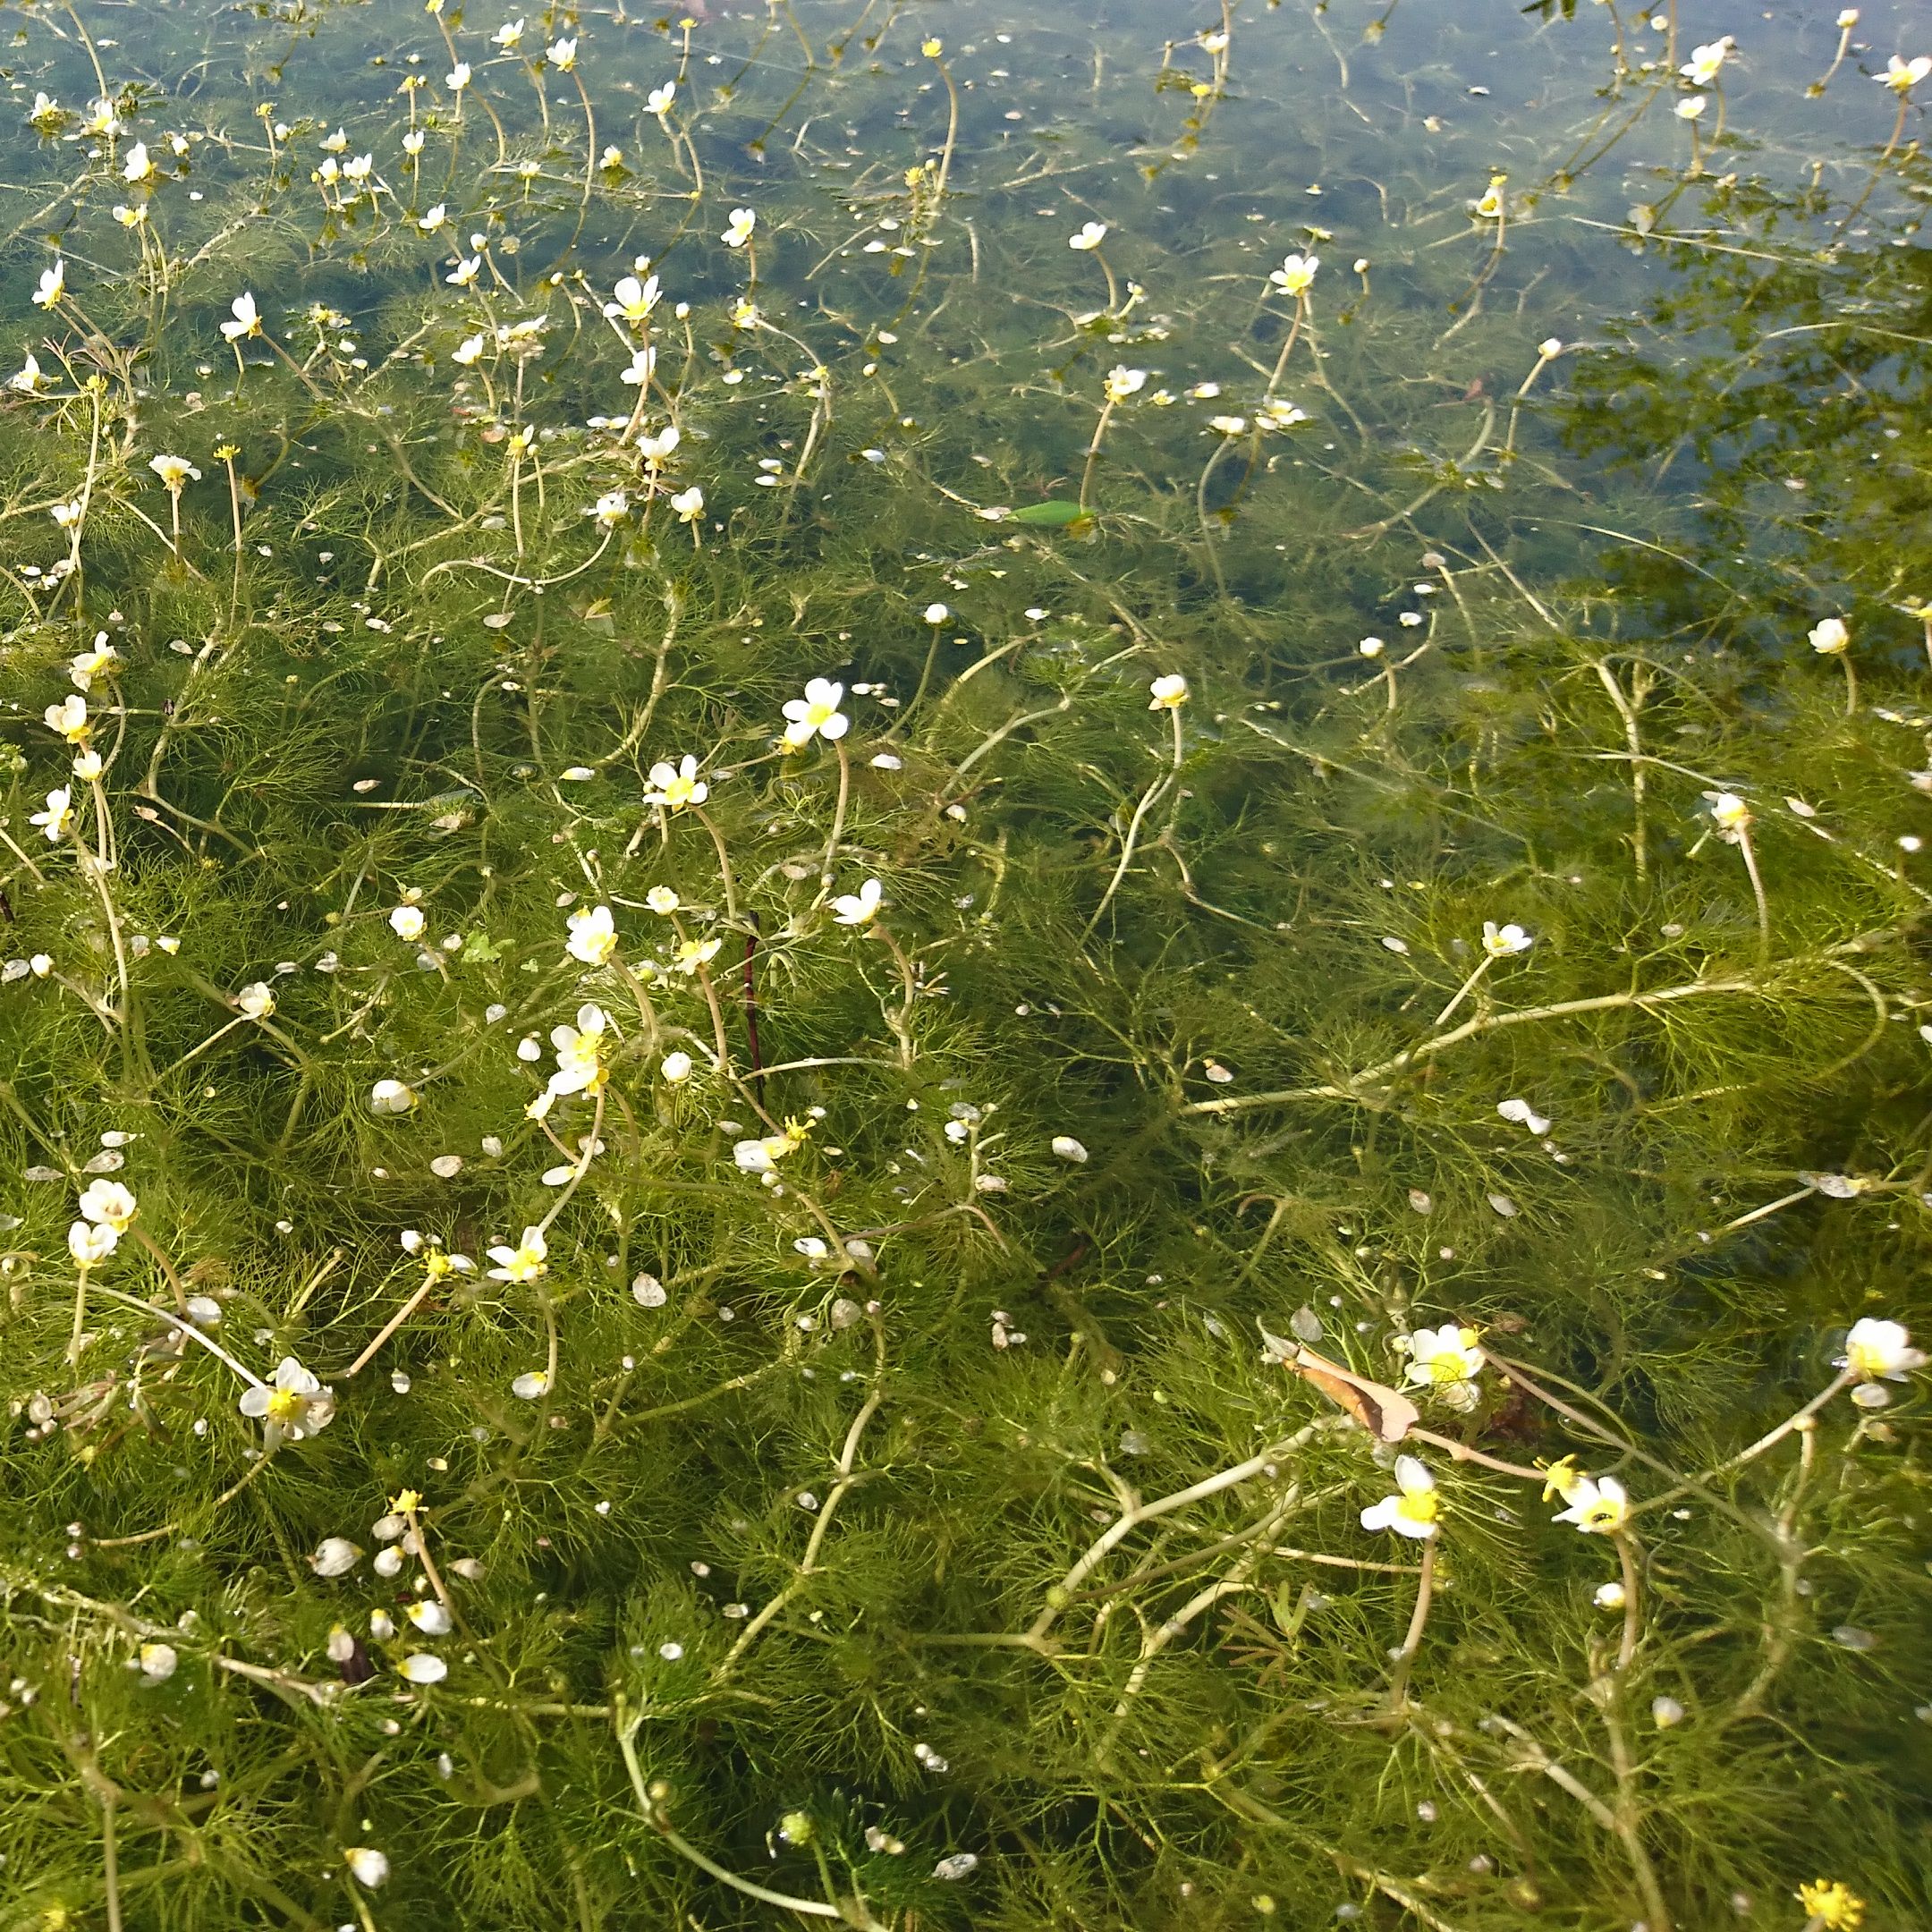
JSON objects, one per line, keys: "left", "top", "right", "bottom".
{"left": 220, "top": 292, "right": 261, "bottom": 341}
{"left": 487, "top": 1226, "right": 548, "bottom": 1283}
{"left": 236, "top": 982, "right": 276, "bottom": 1019}
{"left": 494, "top": 17, "right": 525, "bottom": 47}
{"left": 1404, "top": 1325, "right": 1484, "bottom": 1408}
{"left": 1880, "top": 54, "right": 1931, "bottom": 93}
{"left": 45, "top": 695, "right": 89, "bottom": 743}
{"left": 1840, "top": 1318, "right": 1926, "bottom": 1381}
{"left": 1480, "top": 920, "right": 1533, "bottom": 958}
{"left": 548, "top": 1004, "right": 609, "bottom": 1096}
{"left": 832, "top": 878, "right": 883, "bottom": 927}
{"left": 1148, "top": 674, "right": 1189, "bottom": 710}
{"left": 723, "top": 207, "right": 756, "bottom": 248}
{"left": 148, "top": 453, "right": 201, "bottom": 491}
{"left": 446, "top": 61, "right": 471, "bottom": 90}
{"left": 389, "top": 904, "right": 427, "bottom": 942}
{"left": 1549, "top": 1470, "right": 1629, "bottom": 1534}
{"left": 670, "top": 484, "right": 705, "bottom": 522}
{"left": 567, "top": 903, "right": 617, "bottom": 966}
{"left": 1360, "top": 1455, "right": 1440, "bottom": 1539}
{"left": 1104, "top": 365, "right": 1148, "bottom": 403}
{"left": 239, "top": 1357, "right": 336, "bottom": 1444}
{"left": 69, "top": 1218, "right": 118, "bottom": 1266}
{"left": 447, "top": 256, "right": 481, "bottom": 288}
{"left": 648, "top": 80, "right": 676, "bottom": 116}
{"left": 589, "top": 488, "right": 629, "bottom": 528}
{"left": 605, "top": 273, "right": 660, "bottom": 324}
{"left": 33, "top": 258, "right": 66, "bottom": 308}
{"left": 1269, "top": 251, "right": 1318, "bottom": 296}
{"left": 369, "top": 1078, "right": 418, "bottom": 1115}
{"left": 1069, "top": 221, "right": 1108, "bottom": 250}
{"left": 547, "top": 37, "right": 578, "bottom": 70}
{"left": 1809, "top": 616, "right": 1850, "bottom": 656}
{"left": 30, "top": 788, "right": 73, "bottom": 842}
{"left": 344, "top": 1849, "right": 390, "bottom": 1888}
{"left": 1704, "top": 790, "right": 1751, "bottom": 838}
{"left": 1680, "top": 36, "right": 1734, "bottom": 85}
{"left": 79, "top": 1179, "right": 137, "bottom": 1231}
{"left": 645, "top": 755, "right": 708, "bottom": 809}
{"left": 783, "top": 678, "right": 849, "bottom": 749}
{"left": 123, "top": 140, "right": 155, "bottom": 184}
{"left": 10, "top": 352, "right": 47, "bottom": 394}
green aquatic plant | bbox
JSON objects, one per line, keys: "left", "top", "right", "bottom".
{"left": 0, "top": 2, "right": 1927, "bottom": 1928}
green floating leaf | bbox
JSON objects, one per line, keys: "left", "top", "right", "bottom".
{"left": 1008, "top": 499, "right": 1089, "bottom": 528}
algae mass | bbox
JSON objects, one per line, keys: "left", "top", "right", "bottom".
{"left": 0, "top": 0, "right": 1929, "bottom": 1925}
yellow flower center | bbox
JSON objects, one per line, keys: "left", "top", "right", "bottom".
{"left": 265, "top": 1387, "right": 305, "bottom": 1423}
{"left": 1394, "top": 1491, "right": 1439, "bottom": 1528}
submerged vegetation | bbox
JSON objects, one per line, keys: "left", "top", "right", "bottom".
{"left": 0, "top": 0, "right": 1929, "bottom": 1925}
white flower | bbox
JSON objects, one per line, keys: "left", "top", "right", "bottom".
{"left": 1594, "top": 1580, "right": 1628, "bottom": 1609}
{"left": 648, "top": 80, "right": 676, "bottom": 116}
{"left": 1104, "top": 364, "right": 1147, "bottom": 403}
{"left": 782, "top": 678, "right": 849, "bottom": 749}
{"left": 123, "top": 140, "right": 155, "bottom": 183}
{"left": 566, "top": 903, "right": 617, "bottom": 966}
{"left": 645, "top": 886, "right": 681, "bottom": 915}
{"left": 238, "top": 1357, "right": 335, "bottom": 1443}
{"left": 511, "top": 1369, "right": 551, "bottom": 1399}
{"left": 1051, "top": 1135, "right": 1089, "bottom": 1162}
{"left": 451, "top": 332, "right": 485, "bottom": 367}
{"left": 446, "top": 61, "right": 471, "bottom": 90}
{"left": 1840, "top": 1318, "right": 1926, "bottom": 1381}
{"left": 344, "top": 1848, "right": 390, "bottom": 1888}
{"left": 832, "top": 878, "right": 883, "bottom": 927}
{"left": 1360, "top": 1455, "right": 1440, "bottom": 1538}
{"left": 1069, "top": 221, "right": 1108, "bottom": 250}
{"left": 547, "top": 1003, "right": 608, "bottom": 1096}
{"left": 1474, "top": 176, "right": 1507, "bottom": 219}
{"left": 1809, "top": 616, "right": 1850, "bottom": 656}
{"left": 69, "top": 1218, "right": 119, "bottom": 1266}
{"left": 487, "top": 1225, "right": 548, "bottom": 1284}
{"left": 138, "top": 1642, "right": 179, "bottom": 1683}
{"left": 1480, "top": 920, "right": 1532, "bottom": 958}
{"left": 148, "top": 453, "right": 200, "bottom": 490}
{"left": 33, "top": 258, "right": 66, "bottom": 308}
{"left": 402, "top": 129, "right": 427, "bottom": 157}
{"left": 84, "top": 97, "right": 122, "bottom": 137}
{"left": 447, "top": 256, "right": 481, "bottom": 288}
{"left": 51, "top": 497, "right": 85, "bottom": 531}
{"left": 396, "top": 1653, "right": 448, "bottom": 1684}
{"left": 1551, "top": 1472, "right": 1630, "bottom": 1534}
{"left": 79, "top": 1178, "right": 137, "bottom": 1232}
{"left": 419, "top": 201, "right": 448, "bottom": 233}
{"left": 220, "top": 291, "right": 260, "bottom": 341}
{"left": 10, "top": 352, "right": 47, "bottom": 394}
{"left": 389, "top": 904, "right": 427, "bottom": 941}
{"left": 589, "top": 487, "right": 629, "bottom": 528}
{"left": 639, "top": 423, "right": 681, "bottom": 464}
{"left": 29, "top": 788, "right": 73, "bottom": 843}
{"left": 1675, "top": 94, "right": 1707, "bottom": 120}
{"left": 309, "top": 1537, "right": 363, "bottom": 1577}
{"left": 405, "top": 1600, "right": 453, "bottom": 1634}
{"left": 70, "top": 640, "right": 118, "bottom": 691}
{"left": 547, "top": 36, "right": 578, "bottom": 70}
{"left": 644, "top": 755, "right": 708, "bottom": 809}
{"left": 45, "top": 694, "right": 89, "bottom": 742}
{"left": 1148, "top": 674, "right": 1189, "bottom": 710}
{"left": 72, "top": 749, "right": 103, "bottom": 783}
{"left": 1403, "top": 1324, "right": 1484, "bottom": 1403}
{"left": 723, "top": 206, "right": 756, "bottom": 248}
{"left": 1836, "top": 6, "right": 1860, "bottom": 24}
{"left": 923, "top": 602, "right": 950, "bottom": 625}
{"left": 369, "top": 1079, "right": 419, "bottom": 1115}
{"left": 1880, "top": 54, "right": 1932, "bottom": 93}
{"left": 1705, "top": 790, "right": 1751, "bottom": 837}
{"left": 670, "top": 484, "right": 705, "bottom": 523}
{"left": 604, "top": 273, "right": 660, "bottom": 324}
{"left": 236, "top": 982, "right": 276, "bottom": 1020}
{"left": 1680, "top": 35, "right": 1733, "bottom": 85}
{"left": 1208, "top": 414, "right": 1248, "bottom": 436}
{"left": 494, "top": 17, "right": 525, "bottom": 47}
{"left": 661, "top": 1050, "right": 693, "bottom": 1082}
{"left": 1269, "top": 251, "right": 1318, "bottom": 296}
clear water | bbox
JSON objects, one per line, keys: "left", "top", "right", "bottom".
{"left": 1, "top": 1, "right": 1928, "bottom": 1926}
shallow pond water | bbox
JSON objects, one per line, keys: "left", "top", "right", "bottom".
{"left": 0, "top": 1, "right": 1928, "bottom": 1927}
